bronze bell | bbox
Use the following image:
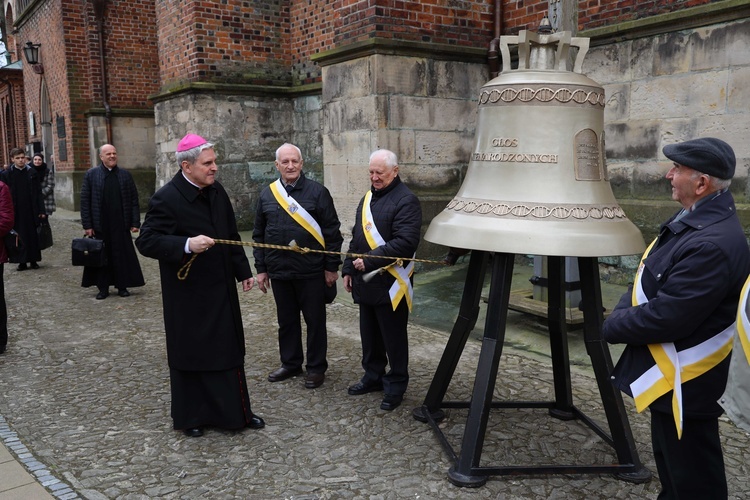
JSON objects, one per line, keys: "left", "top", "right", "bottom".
{"left": 425, "top": 30, "right": 645, "bottom": 257}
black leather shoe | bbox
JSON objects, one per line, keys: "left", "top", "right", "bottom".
{"left": 0, "top": 345, "right": 6, "bottom": 354}
{"left": 30, "top": 262, "right": 39, "bottom": 269}
{"left": 380, "top": 394, "right": 403, "bottom": 411}
{"left": 96, "top": 290, "right": 109, "bottom": 300}
{"left": 118, "top": 289, "right": 130, "bottom": 297}
{"left": 267, "top": 366, "right": 303, "bottom": 382}
{"left": 305, "top": 372, "right": 325, "bottom": 389}
{"left": 17, "top": 263, "right": 27, "bottom": 271}
{"left": 247, "top": 414, "right": 265, "bottom": 429}
{"left": 347, "top": 380, "right": 383, "bottom": 395}
{"left": 183, "top": 427, "right": 203, "bottom": 437}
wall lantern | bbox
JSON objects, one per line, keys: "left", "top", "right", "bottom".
{"left": 23, "top": 42, "right": 44, "bottom": 73}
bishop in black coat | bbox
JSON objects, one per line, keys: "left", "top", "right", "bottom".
{"left": 135, "top": 134, "right": 263, "bottom": 436}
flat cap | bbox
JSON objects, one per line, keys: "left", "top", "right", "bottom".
{"left": 663, "top": 137, "right": 736, "bottom": 179}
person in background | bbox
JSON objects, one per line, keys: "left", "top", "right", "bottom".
{"left": 0, "top": 148, "right": 45, "bottom": 271}
{"left": 0, "top": 180, "right": 14, "bottom": 354}
{"left": 80, "top": 144, "right": 144, "bottom": 299}
{"left": 253, "top": 143, "right": 343, "bottom": 389}
{"left": 136, "top": 133, "right": 264, "bottom": 437}
{"left": 342, "top": 149, "right": 422, "bottom": 411}
{"left": 602, "top": 137, "right": 750, "bottom": 499}
{"left": 32, "top": 153, "right": 55, "bottom": 217}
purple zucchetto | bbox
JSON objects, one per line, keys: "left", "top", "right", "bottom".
{"left": 177, "top": 134, "right": 208, "bottom": 152}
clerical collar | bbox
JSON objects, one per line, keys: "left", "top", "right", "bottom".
{"left": 181, "top": 171, "right": 202, "bottom": 189}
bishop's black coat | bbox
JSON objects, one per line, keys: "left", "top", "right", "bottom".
{"left": 135, "top": 172, "right": 252, "bottom": 371}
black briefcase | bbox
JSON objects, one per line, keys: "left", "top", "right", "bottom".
{"left": 71, "top": 237, "right": 107, "bottom": 267}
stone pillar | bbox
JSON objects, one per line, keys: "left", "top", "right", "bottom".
{"left": 317, "top": 42, "right": 489, "bottom": 252}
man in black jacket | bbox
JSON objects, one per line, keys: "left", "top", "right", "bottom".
{"left": 253, "top": 143, "right": 343, "bottom": 389}
{"left": 342, "top": 149, "right": 422, "bottom": 411}
{"left": 80, "top": 144, "right": 144, "bottom": 299}
{"left": 602, "top": 137, "right": 750, "bottom": 499}
{"left": 136, "top": 134, "right": 263, "bottom": 437}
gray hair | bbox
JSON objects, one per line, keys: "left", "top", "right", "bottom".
{"left": 176, "top": 141, "right": 215, "bottom": 166}
{"left": 369, "top": 149, "right": 398, "bottom": 168}
{"left": 690, "top": 169, "right": 732, "bottom": 190}
{"left": 275, "top": 143, "right": 302, "bottom": 161}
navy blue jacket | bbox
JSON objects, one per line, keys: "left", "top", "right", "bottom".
{"left": 602, "top": 191, "right": 750, "bottom": 418}
{"left": 342, "top": 176, "right": 422, "bottom": 306}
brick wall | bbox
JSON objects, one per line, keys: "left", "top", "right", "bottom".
{"left": 156, "top": 0, "right": 292, "bottom": 87}
{"left": 334, "top": 0, "right": 495, "bottom": 46}
{"left": 95, "top": 0, "right": 159, "bottom": 108}
{"left": 290, "top": 0, "right": 336, "bottom": 84}
{"left": 579, "top": 0, "right": 717, "bottom": 29}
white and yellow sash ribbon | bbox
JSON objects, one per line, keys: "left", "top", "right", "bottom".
{"left": 270, "top": 179, "right": 324, "bottom": 248}
{"left": 630, "top": 237, "right": 735, "bottom": 439}
{"left": 735, "top": 275, "right": 750, "bottom": 364}
{"left": 361, "top": 190, "right": 414, "bottom": 312}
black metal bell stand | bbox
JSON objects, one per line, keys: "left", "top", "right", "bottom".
{"left": 412, "top": 250, "right": 652, "bottom": 487}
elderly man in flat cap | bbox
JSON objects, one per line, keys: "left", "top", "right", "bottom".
{"left": 136, "top": 134, "right": 264, "bottom": 437}
{"left": 603, "top": 137, "right": 750, "bottom": 499}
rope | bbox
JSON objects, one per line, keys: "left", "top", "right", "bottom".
{"left": 177, "top": 238, "right": 447, "bottom": 280}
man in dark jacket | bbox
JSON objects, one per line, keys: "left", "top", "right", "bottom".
{"left": 136, "top": 134, "right": 264, "bottom": 437}
{"left": 0, "top": 148, "right": 45, "bottom": 270}
{"left": 253, "top": 143, "right": 343, "bottom": 389}
{"left": 342, "top": 149, "right": 422, "bottom": 411}
{"left": 80, "top": 144, "right": 144, "bottom": 299}
{"left": 602, "top": 137, "right": 750, "bottom": 499}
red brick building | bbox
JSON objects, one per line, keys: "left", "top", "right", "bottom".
{"left": 1, "top": 0, "right": 748, "bottom": 243}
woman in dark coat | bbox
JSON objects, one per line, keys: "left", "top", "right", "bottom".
{"left": 32, "top": 153, "right": 56, "bottom": 216}
{"left": 0, "top": 148, "right": 45, "bottom": 270}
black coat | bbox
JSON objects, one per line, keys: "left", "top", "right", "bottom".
{"left": 253, "top": 172, "right": 343, "bottom": 279}
{"left": 342, "top": 176, "right": 422, "bottom": 306}
{"left": 79, "top": 164, "right": 144, "bottom": 289}
{"left": 603, "top": 191, "right": 750, "bottom": 418}
{"left": 0, "top": 166, "right": 45, "bottom": 263}
{"left": 135, "top": 172, "right": 252, "bottom": 371}
{"left": 80, "top": 164, "right": 140, "bottom": 232}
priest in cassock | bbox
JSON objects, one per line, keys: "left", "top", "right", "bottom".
{"left": 136, "top": 134, "right": 264, "bottom": 437}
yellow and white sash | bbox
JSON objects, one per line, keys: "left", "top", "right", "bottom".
{"left": 362, "top": 190, "right": 414, "bottom": 312}
{"left": 630, "top": 237, "right": 735, "bottom": 438}
{"left": 735, "top": 275, "right": 750, "bottom": 364}
{"left": 270, "top": 179, "right": 324, "bottom": 248}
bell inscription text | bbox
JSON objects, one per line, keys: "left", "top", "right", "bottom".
{"left": 574, "top": 129, "right": 602, "bottom": 181}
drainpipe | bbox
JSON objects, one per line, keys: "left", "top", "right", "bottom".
{"left": 488, "top": 0, "right": 503, "bottom": 78}
{"left": 92, "top": 0, "right": 112, "bottom": 145}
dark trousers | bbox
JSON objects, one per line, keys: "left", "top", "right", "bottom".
{"left": 358, "top": 299, "right": 409, "bottom": 396}
{"left": 651, "top": 410, "right": 727, "bottom": 500}
{"left": 0, "top": 263, "right": 6, "bottom": 349}
{"left": 270, "top": 277, "right": 327, "bottom": 374}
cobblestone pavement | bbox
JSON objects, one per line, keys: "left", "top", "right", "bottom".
{"left": 1, "top": 212, "right": 749, "bottom": 499}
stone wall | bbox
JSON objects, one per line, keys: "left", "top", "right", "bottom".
{"left": 152, "top": 90, "right": 325, "bottom": 230}
{"left": 583, "top": 17, "right": 750, "bottom": 244}
{"left": 320, "top": 50, "right": 487, "bottom": 250}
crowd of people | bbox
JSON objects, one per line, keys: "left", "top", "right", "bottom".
{"left": 2, "top": 135, "right": 749, "bottom": 499}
